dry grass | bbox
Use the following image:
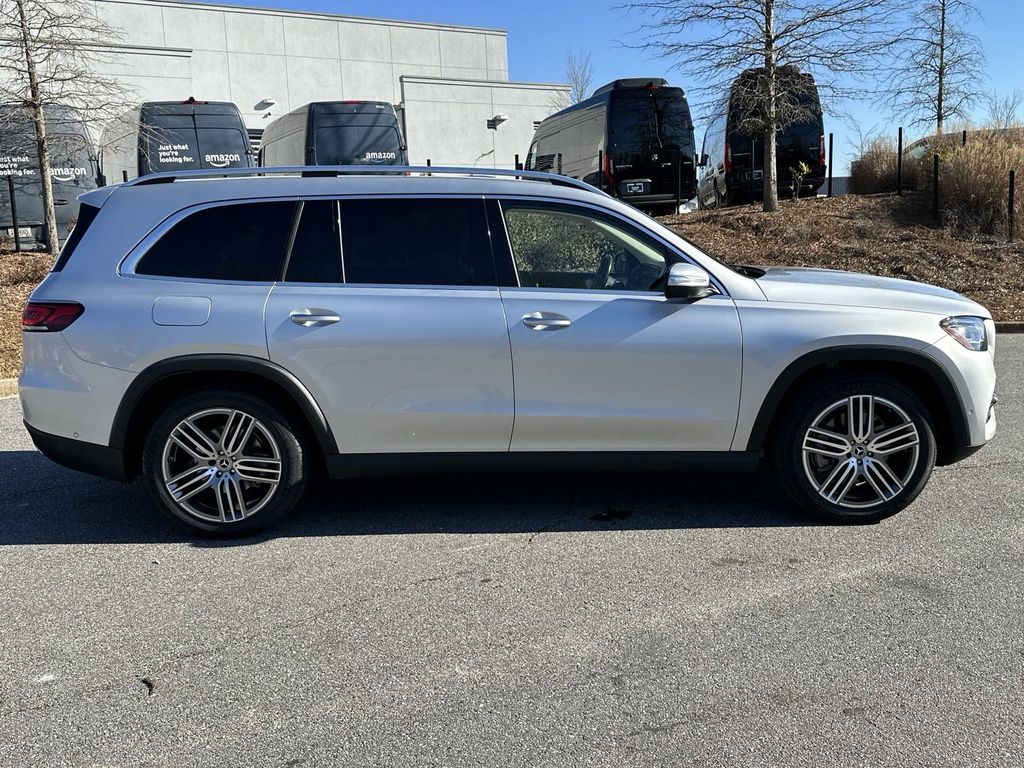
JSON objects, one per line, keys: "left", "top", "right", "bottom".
{"left": 661, "top": 192, "right": 1024, "bottom": 321}
{"left": 849, "top": 136, "right": 906, "bottom": 194}
{"left": 850, "top": 129, "right": 1024, "bottom": 235}
{"left": 938, "top": 130, "right": 1024, "bottom": 236}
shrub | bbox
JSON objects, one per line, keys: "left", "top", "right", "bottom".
{"left": 937, "top": 129, "right": 1024, "bottom": 236}
{"left": 849, "top": 137, "right": 901, "bottom": 194}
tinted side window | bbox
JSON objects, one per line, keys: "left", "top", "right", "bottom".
{"left": 137, "top": 201, "right": 295, "bottom": 281}
{"left": 502, "top": 204, "right": 666, "bottom": 292}
{"left": 286, "top": 200, "right": 342, "bottom": 283}
{"left": 340, "top": 198, "right": 495, "bottom": 286}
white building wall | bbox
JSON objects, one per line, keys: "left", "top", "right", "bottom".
{"left": 91, "top": 0, "right": 516, "bottom": 130}
{"left": 400, "top": 77, "right": 567, "bottom": 169}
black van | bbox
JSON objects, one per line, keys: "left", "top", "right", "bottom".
{"left": 525, "top": 78, "right": 697, "bottom": 212}
{"left": 697, "top": 67, "right": 825, "bottom": 207}
{"left": 98, "top": 99, "right": 253, "bottom": 182}
{"left": 0, "top": 104, "right": 99, "bottom": 249}
{"left": 259, "top": 101, "right": 408, "bottom": 167}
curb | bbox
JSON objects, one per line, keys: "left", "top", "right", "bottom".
{"left": 995, "top": 323, "right": 1024, "bottom": 333}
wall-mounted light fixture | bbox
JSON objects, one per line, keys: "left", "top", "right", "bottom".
{"left": 254, "top": 97, "right": 277, "bottom": 111}
{"left": 487, "top": 114, "right": 509, "bottom": 130}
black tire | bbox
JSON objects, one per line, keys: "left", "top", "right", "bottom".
{"left": 772, "top": 373, "right": 937, "bottom": 523}
{"left": 143, "top": 390, "right": 309, "bottom": 536}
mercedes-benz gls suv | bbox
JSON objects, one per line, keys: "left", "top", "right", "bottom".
{"left": 20, "top": 167, "right": 997, "bottom": 535}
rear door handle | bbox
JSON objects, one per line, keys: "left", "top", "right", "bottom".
{"left": 522, "top": 311, "right": 571, "bottom": 331}
{"left": 290, "top": 308, "right": 341, "bottom": 327}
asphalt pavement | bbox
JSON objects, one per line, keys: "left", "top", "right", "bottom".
{"left": 1, "top": 338, "right": 1021, "bottom": 767}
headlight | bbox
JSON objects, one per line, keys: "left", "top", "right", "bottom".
{"left": 940, "top": 316, "right": 988, "bottom": 351}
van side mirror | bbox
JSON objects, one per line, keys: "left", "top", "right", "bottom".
{"left": 699, "top": 153, "right": 709, "bottom": 167}
{"left": 665, "top": 263, "right": 711, "bottom": 299}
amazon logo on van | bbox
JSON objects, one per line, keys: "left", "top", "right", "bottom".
{"left": 365, "top": 151, "right": 397, "bottom": 162}
{"left": 50, "top": 166, "right": 88, "bottom": 182}
{"left": 204, "top": 153, "right": 242, "bottom": 168}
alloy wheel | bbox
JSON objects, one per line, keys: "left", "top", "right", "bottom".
{"left": 161, "top": 408, "right": 283, "bottom": 523}
{"left": 801, "top": 395, "right": 921, "bottom": 510}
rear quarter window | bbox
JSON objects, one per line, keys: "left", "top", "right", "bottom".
{"left": 135, "top": 201, "right": 295, "bottom": 281}
{"left": 52, "top": 203, "right": 100, "bottom": 272}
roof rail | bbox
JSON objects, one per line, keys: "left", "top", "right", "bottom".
{"left": 124, "top": 165, "right": 604, "bottom": 195}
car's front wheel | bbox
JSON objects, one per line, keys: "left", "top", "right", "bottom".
{"left": 143, "top": 391, "right": 308, "bottom": 536}
{"left": 773, "top": 374, "right": 937, "bottom": 522}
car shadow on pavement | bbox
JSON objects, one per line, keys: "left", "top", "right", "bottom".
{"left": 0, "top": 448, "right": 818, "bottom": 546}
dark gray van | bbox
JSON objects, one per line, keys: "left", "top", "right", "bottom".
{"left": 697, "top": 67, "right": 825, "bottom": 207}
{"left": 525, "top": 78, "right": 697, "bottom": 213}
{"left": 0, "top": 104, "right": 99, "bottom": 249}
{"left": 258, "top": 101, "right": 408, "bottom": 167}
{"left": 98, "top": 99, "right": 253, "bottom": 183}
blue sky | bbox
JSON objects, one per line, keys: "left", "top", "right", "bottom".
{"left": 222, "top": 0, "right": 1022, "bottom": 173}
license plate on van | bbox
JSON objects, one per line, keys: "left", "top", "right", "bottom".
{"left": 621, "top": 180, "right": 650, "bottom": 195}
{"left": 4, "top": 227, "right": 32, "bottom": 239}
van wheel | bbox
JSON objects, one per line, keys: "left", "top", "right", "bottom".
{"left": 772, "top": 374, "right": 936, "bottom": 523}
{"left": 143, "top": 390, "right": 308, "bottom": 536}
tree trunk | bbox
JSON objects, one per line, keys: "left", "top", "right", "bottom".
{"left": 763, "top": 0, "right": 779, "bottom": 212}
{"left": 936, "top": 0, "right": 946, "bottom": 136}
{"left": 15, "top": 0, "right": 60, "bottom": 254}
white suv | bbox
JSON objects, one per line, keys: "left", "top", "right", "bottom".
{"left": 20, "top": 167, "right": 997, "bottom": 535}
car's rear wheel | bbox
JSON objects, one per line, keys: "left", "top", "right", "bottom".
{"left": 773, "top": 374, "right": 937, "bottom": 523}
{"left": 143, "top": 391, "right": 308, "bottom": 536}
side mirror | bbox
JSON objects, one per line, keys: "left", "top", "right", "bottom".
{"left": 699, "top": 153, "right": 709, "bottom": 167}
{"left": 665, "top": 262, "right": 711, "bottom": 299}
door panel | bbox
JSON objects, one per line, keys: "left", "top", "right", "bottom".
{"left": 266, "top": 285, "right": 514, "bottom": 454}
{"left": 501, "top": 289, "right": 742, "bottom": 451}
{"left": 265, "top": 196, "right": 514, "bottom": 455}
{"left": 493, "top": 198, "right": 742, "bottom": 452}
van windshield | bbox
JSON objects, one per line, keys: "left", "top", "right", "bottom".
{"left": 313, "top": 125, "right": 404, "bottom": 165}
{"left": 609, "top": 90, "right": 694, "bottom": 153}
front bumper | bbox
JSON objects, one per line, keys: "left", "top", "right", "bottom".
{"left": 924, "top": 332, "right": 997, "bottom": 463}
{"left": 25, "top": 421, "right": 128, "bottom": 481}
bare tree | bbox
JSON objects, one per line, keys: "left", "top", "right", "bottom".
{"left": 551, "top": 49, "right": 595, "bottom": 110}
{"left": 620, "top": 1, "right": 897, "bottom": 212}
{"left": 884, "top": 0, "right": 985, "bottom": 136}
{"left": 985, "top": 88, "right": 1024, "bottom": 129}
{"left": 0, "top": 0, "right": 127, "bottom": 253}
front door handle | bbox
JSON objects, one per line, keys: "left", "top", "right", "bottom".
{"left": 522, "top": 311, "right": 571, "bottom": 331}
{"left": 290, "top": 308, "right": 341, "bottom": 327}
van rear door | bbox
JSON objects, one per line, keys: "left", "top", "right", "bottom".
{"left": 141, "top": 107, "right": 250, "bottom": 173}
{"left": 608, "top": 88, "right": 695, "bottom": 201}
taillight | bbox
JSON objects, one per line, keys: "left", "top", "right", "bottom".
{"left": 22, "top": 302, "right": 84, "bottom": 332}
{"left": 724, "top": 143, "right": 733, "bottom": 174}
{"left": 602, "top": 151, "right": 614, "bottom": 185}
{"left": 820, "top": 134, "right": 826, "bottom": 169}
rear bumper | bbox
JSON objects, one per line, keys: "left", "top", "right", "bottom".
{"left": 24, "top": 422, "right": 128, "bottom": 481}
